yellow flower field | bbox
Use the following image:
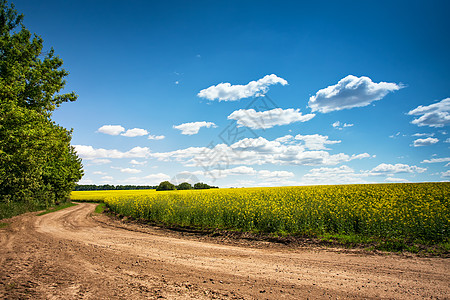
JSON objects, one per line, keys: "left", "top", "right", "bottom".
{"left": 72, "top": 183, "right": 449, "bottom": 244}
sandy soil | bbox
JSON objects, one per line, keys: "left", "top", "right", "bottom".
{"left": 0, "top": 202, "right": 448, "bottom": 299}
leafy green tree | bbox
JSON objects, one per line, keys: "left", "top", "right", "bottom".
{"left": 176, "top": 182, "right": 192, "bottom": 190}
{"left": 0, "top": 1, "right": 83, "bottom": 207}
{"left": 156, "top": 181, "right": 176, "bottom": 191}
{"left": 193, "top": 182, "right": 211, "bottom": 190}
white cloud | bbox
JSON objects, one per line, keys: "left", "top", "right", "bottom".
{"left": 203, "top": 166, "right": 257, "bottom": 179}
{"left": 143, "top": 173, "right": 171, "bottom": 183}
{"left": 309, "top": 75, "right": 403, "bottom": 113}
{"left": 301, "top": 165, "right": 368, "bottom": 185}
{"left": 101, "top": 176, "right": 114, "bottom": 181}
{"left": 385, "top": 177, "right": 410, "bottom": 183}
{"left": 369, "top": 163, "right": 426, "bottom": 175}
{"left": 124, "top": 173, "right": 171, "bottom": 185}
{"left": 421, "top": 157, "right": 450, "bottom": 163}
{"left": 74, "top": 145, "right": 151, "bottom": 159}
{"left": 198, "top": 74, "right": 288, "bottom": 101}
{"left": 173, "top": 121, "right": 216, "bottom": 135}
{"left": 445, "top": 138, "right": 450, "bottom": 143}
{"left": 412, "top": 133, "right": 435, "bottom": 137}
{"left": 332, "top": 121, "right": 354, "bottom": 130}
{"left": 89, "top": 159, "right": 112, "bottom": 165}
{"left": 130, "top": 159, "right": 147, "bottom": 165}
{"left": 228, "top": 108, "right": 315, "bottom": 130}
{"left": 413, "top": 137, "right": 439, "bottom": 147}
{"left": 258, "top": 170, "right": 295, "bottom": 178}
{"left": 148, "top": 135, "right": 165, "bottom": 140}
{"left": 294, "top": 134, "right": 341, "bottom": 150}
{"left": 150, "top": 136, "right": 370, "bottom": 167}
{"left": 98, "top": 125, "right": 125, "bottom": 136}
{"left": 408, "top": 98, "right": 450, "bottom": 128}
{"left": 93, "top": 171, "right": 107, "bottom": 175}
{"left": 119, "top": 168, "right": 142, "bottom": 174}
{"left": 121, "top": 128, "right": 149, "bottom": 137}
{"left": 441, "top": 170, "right": 450, "bottom": 178}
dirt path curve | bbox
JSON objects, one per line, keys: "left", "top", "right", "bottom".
{"left": 0, "top": 203, "right": 449, "bottom": 299}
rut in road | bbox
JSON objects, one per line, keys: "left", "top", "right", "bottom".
{"left": 0, "top": 202, "right": 449, "bottom": 299}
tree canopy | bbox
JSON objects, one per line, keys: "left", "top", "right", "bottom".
{"left": 0, "top": 0, "right": 83, "bottom": 207}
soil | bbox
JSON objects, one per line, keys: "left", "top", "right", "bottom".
{"left": 0, "top": 202, "right": 448, "bottom": 299}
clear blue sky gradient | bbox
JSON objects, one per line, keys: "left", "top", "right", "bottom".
{"left": 13, "top": 0, "right": 450, "bottom": 186}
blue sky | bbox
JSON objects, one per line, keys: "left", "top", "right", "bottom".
{"left": 14, "top": 0, "right": 450, "bottom": 187}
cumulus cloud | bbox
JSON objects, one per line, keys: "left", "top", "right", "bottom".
{"left": 74, "top": 145, "right": 151, "bottom": 159}
{"left": 124, "top": 173, "right": 171, "bottom": 185}
{"left": 441, "top": 170, "right": 450, "bottom": 178}
{"left": 117, "top": 168, "right": 142, "bottom": 174}
{"left": 413, "top": 137, "right": 439, "bottom": 147}
{"left": 309, "top": 75, "right": 403, "bottom": 113}
{"left": 198, "top": 74, "right": 288, "bottom": 101}
{"left": 150, "top": 136, "right": 370, "bottom": 167}
{"left": 294, "top": 134, "right": 341, "bottom": 150}
{"left": 97, "top": 125, "right": 151, "bottom": 137}
{"left": 121, "top": 128, "right": 149, "bottom": 137}
{"left": 148, "top": 135, "right": 165, "bottom": 140}
{"left": 421, "top": 157, "right": 450, "bottom": 163}
{"left": 301, "top": 165, "right": 368, "bottom": 185}
{"left": 98, "top": 125, "right": 125, "bottom": 136}
{"left": 89, "top": 159, "right": 112, "bottom": 165}
{"left": 173, "top": 121, "right": 217, "bottom": 135}
{"left": 130, "top": 160, "right": 147, "bottom": 165}
{"left": 228, "top": 108, "right": 315, "bottom": 130}
{"left": 202, "top": 166, "right": 257, "bottom": 179}
{"left": 408, "top": 98, "right": 450, "bottom": 128}
{"left": 258, "top": 170, "right": 295, "bottom": 178}
{"left": 369, "top": 163, "right": 426, "bottom": 175}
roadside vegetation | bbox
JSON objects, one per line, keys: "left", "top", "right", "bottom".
{"left": 0, "top": 1, "right": 83, "bottom": 219}
{"left": 98, "top": 183, "right": 449, "bottom": 254}
{"left": 37, "top": 202, "right": 78, "bottom": 216}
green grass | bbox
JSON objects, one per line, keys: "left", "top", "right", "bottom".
{"left": 94, "top": 203, "right": 106, "bottom": 214}
{"left": 0, "top": 222, "right": 8, "bottom": 228}
{"left": 37, "top": 202, "right": 78, "bottom": 216}
{"left": 0, "top": 202, "right": 47, "bottom": 220}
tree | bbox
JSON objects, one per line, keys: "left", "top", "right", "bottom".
{"left": 176, "top": 182, "right": 192, "bottom": 190}
{"left": 156, "top": 181, "right": 176, "bottom": 191}
{"left": 193, "top": 182, "right": 211, "bottom": 190}
{"left": 0, "top": 1, "right": 83, "bottom": 206}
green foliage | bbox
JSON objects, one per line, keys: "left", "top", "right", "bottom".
{"left": 193, "top": 182, "right": 211, "bottom": 189}
{"left": 176, "top": 182, "right": 192, "bottom": 190}
{"left": 156, "top": 181, "right": 176, "bottom": 191}
{"left": 0, "top": 1, "right": 83, "bottom": 208}
{"left": 94, "top": 203, "right": 106, "bottom": 214}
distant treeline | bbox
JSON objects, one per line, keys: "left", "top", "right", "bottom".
{"left": 73, "top": 185, "right": 157, "bottom": 191}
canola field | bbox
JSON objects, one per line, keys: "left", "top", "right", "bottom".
{"left": 71, "top": 183, "right": 449, "bottom": 244}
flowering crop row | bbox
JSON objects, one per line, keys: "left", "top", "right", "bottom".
{"left": 76, "top": 183, "right": 449, "bottom": 243}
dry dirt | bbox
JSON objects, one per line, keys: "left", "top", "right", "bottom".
{"left": 0, "top": 202, "right": 449, "bottom": 299}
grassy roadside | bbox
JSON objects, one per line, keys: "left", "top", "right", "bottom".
{"left": 0, "top": 202, "right": 47, "bottom": 220}
{"left": 36, "top": 202, "right": 78, "bottom": 216}
{"left": 94, "top": 203, "right": 106, "bottom": 214}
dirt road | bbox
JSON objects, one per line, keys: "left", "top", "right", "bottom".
{"left": 0, "top": 203, "right": 448, "bottom": 299}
